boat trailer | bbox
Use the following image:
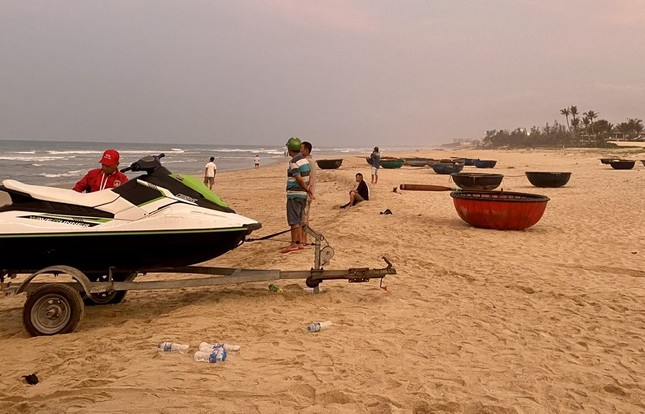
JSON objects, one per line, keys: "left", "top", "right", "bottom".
{"left": 0, "top": 226, "right": 396, "bottom": 336}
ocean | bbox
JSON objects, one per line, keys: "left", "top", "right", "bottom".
{"left": 0, "top": 140, "right": 370, "bottom": 186}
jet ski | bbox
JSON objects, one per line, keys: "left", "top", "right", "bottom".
{"left": 0, "top": 154, "right": 261, "bottom": 276}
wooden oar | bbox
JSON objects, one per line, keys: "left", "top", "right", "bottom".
{"left": 399, "top": 184, "right": 455, "bottom": 191}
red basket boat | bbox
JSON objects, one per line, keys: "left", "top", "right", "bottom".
{"left": 450, "top": 190, "right": 550, "bottom": 230}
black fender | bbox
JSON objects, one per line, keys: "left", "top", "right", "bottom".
{"left": 15, "top": 265, "right": 92, "bottom": 296}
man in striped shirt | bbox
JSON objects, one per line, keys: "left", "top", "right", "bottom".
{"left": 281, "top": 137, "right": 312, "bottom": 253}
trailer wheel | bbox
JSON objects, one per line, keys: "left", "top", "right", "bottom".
{"left": 22, "top": 284, "right": 84, "bottom": 336}
{"left": 305, "top": 277, "right": 321, "bottom": 288}
{"left": 84, "top": 272, "right": 135, "bottom": 306}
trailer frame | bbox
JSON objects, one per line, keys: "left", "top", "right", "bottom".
{"left": 0, "top": 226, "right": 396, "bottom": 336}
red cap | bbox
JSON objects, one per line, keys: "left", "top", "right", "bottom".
{"left": 100, "top": 149, "right": 120, "bottom": 166}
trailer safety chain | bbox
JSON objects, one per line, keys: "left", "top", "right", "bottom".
{"left": 246, "top": 227, "right": 294, "bottom": 242}
{"left": 246, "top": 225, "right": 327, "bottom": 247}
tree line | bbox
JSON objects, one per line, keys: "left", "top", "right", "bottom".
{"left": 481, "top": 106, "right": 644, "bottom": 148}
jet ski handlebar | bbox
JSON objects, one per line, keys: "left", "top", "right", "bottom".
{"left": 120, "top": 153, "right": 166, "bottom": 174}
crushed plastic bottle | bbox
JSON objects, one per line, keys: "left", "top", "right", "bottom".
{"left": 157, "top": 342, "right": 189, "bottom": 354}
{"left": 306, "top": 321, "right": 332, "bottom": 333}
{"left": 199, "top": 342, "right": 241, "bottom": 352}
{"left": 194, "top": 348, "right": 227, "bottom": 363}
{"left": 268, "top": 283, "right": 283, "bottom": 293}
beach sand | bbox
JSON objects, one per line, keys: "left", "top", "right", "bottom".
{"left": 0, "top": 148, "right": 644, "bottom": 413}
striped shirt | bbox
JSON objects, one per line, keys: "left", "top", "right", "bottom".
{"left": 286, "top": 153, "right": 310, "bottom": 199}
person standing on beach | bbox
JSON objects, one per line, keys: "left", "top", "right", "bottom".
{"left": 341, "top": 173, "right": 369, "bottom": 208}
{"left": 204, "top": 157, "right": 217, "bottom": 190}
{"left": 73, "top": 149, "right": 128, "bottom": 193}
{"left": 370, "top": 146, "right": 380, "bottom": 184}
{"left": 254, "top": 154, "right": 260, "bottom": 169}
{"left": 300, "top": 141, "right": 315, "bottom": 246}
{"left": 281, "top": 137, "right": 312, "bottom": 254}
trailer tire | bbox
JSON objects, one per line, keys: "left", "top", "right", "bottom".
{"left": 84, "top": 272, "right": 135, "bottom": 306}
{"left": 305, "top": 277, "right": 321, "bottom": 288}
{"left": 23, "top": 284, "right": 84, "bottom": 336}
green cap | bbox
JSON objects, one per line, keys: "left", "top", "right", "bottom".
{"left": 286, "top": 137, "right": 302, "bottom": 151}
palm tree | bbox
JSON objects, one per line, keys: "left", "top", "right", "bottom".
{"left": 593, "top": 119, "right": 613, "bottom": 144}
{"left": 582, "top": 115, "right": 591, "bottom": 137}
{"left": 616, "top": 118, "right": 644, "bottom": 139}
{"left": 569, "top": 106, "right": 579, "bottom": 123}
{"left": 626, "top": 118, "right": 644, "bottom": 138}
{"left": 560, "top": 108, "right": 571, "bottom": 131}
{"left": 583, "top": 110, "right": 598, "bottom": 138}
{"left": 569, "top": 106, "right": 579, "bottom": 144}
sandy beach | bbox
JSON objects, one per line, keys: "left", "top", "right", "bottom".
{"left": 0, "top": 148, "right": 644, "bottom": 413}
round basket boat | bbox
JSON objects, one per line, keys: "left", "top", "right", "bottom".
{"left": 474, "top": 159, "right": 497, "bottom": 169}
{"left": 404, "top": 158, "right": 430, "bottom": 167}
{"left": 600, "top": 158, "right": 618, "bottom": 164}
{"left": 451, "top": 172, "right": 503, "bottom": 190}
{"left": 316, "top": 159, "right": 343, "bottom": 169}
{"left": 366, "top": 156, "right": 401, "bottom": 166}
{"left": 450, "top": 190, "right": 550, "bottom": 230}
{"left": 609, "top": 160, "right": 635, "bottom": 170}
{"left": 525, "top": 171, "right": 572, "bottom": 188}
{"left": 432, "top": 163, "right": 464, "bottom": 175}
{"left": 380, "top": 159, "right": 404, "bottom": 169}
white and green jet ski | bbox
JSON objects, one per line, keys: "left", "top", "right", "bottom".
{"left": 0, "top": 154, "right": 261, "bottom": 277}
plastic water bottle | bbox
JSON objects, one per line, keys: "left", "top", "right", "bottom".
{"left": 306, "top": 321, "right": 332, "bottom": 333}
{"left": 199, "top": 342, "right": 241, "bottom": 352}
{"left": 157, "top": 342, "right": 189, "bottom": 354}
{"left": 193, "top": 349, "right": 227, "bottom": 363}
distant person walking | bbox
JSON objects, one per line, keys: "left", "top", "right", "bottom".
{"left": 204, "top": 157, "right": 217, "bottom": 190}
{"left": 73, "top": 149, "right": 128, "bottom": 193}
{"left": 254, "top": 154, "right": 260, "bottom": 169}
{"left": 300, "top": 141, "right": 315, "bottom": 246}
{"left": 370, "top": 146, "right": 381, "bottom": 184}
{"left": 281, "top": 137, "right": 312, "bottom": 253}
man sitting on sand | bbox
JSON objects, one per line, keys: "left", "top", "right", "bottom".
{"left": 341, "top": 173, "right": 369, "bottom": 208}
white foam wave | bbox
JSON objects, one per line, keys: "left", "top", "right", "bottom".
{"left": 119, "top": 149, "right": 186, "bottom": 155}
{"left": 0, "top": 156, "right": 69, "bottom": 162}
{"left": 48, "top": 150, "right": 101, "bottom": 155}
{"left": 210, "top": 148, "right": 280, "bottom": 154}
{"left": 45, "top": 149, "right": 186, "bottom": 156}
{"left": 39, "top": 170, "right": 83, "bottom": 178}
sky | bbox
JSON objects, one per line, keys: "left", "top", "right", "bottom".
{"left": 1, "top": 0, "right": 643, "bottom": 147}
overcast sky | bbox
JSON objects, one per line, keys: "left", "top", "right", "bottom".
{"left": 1, "top": 1, "right": 643, "bottom": 147}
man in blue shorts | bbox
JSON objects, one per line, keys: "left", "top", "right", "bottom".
{"left": 281, "top": 137, "right": 312, "bottom": 253}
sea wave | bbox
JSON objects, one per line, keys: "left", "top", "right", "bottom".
{"left": 47, "top": 149, "right": 186, "bottom": 156}
{"left": 48, "top": 150, "right": 101, "bottom": 155}
{"left": 39, "top": 170, "right": 84, "bottom": 178}
{"left": 118, "top": 149, "right": 186, "bottom": 155}
{"left": 0, "top": 155, "right": 70, "bottom": 161}
{"left": 209, "top": 148, "right": 281, "bottom": 154}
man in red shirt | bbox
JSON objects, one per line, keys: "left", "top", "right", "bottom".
{"left": 73, "top": 149, "right": 129, "bottom": 192}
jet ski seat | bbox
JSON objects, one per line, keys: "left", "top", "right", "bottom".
{"left": 2, "top": 179, "right": 121, "bottom": 208}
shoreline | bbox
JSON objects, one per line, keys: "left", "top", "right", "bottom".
{"left": 2, "top": 146, "right": 643, "bottom": 207}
